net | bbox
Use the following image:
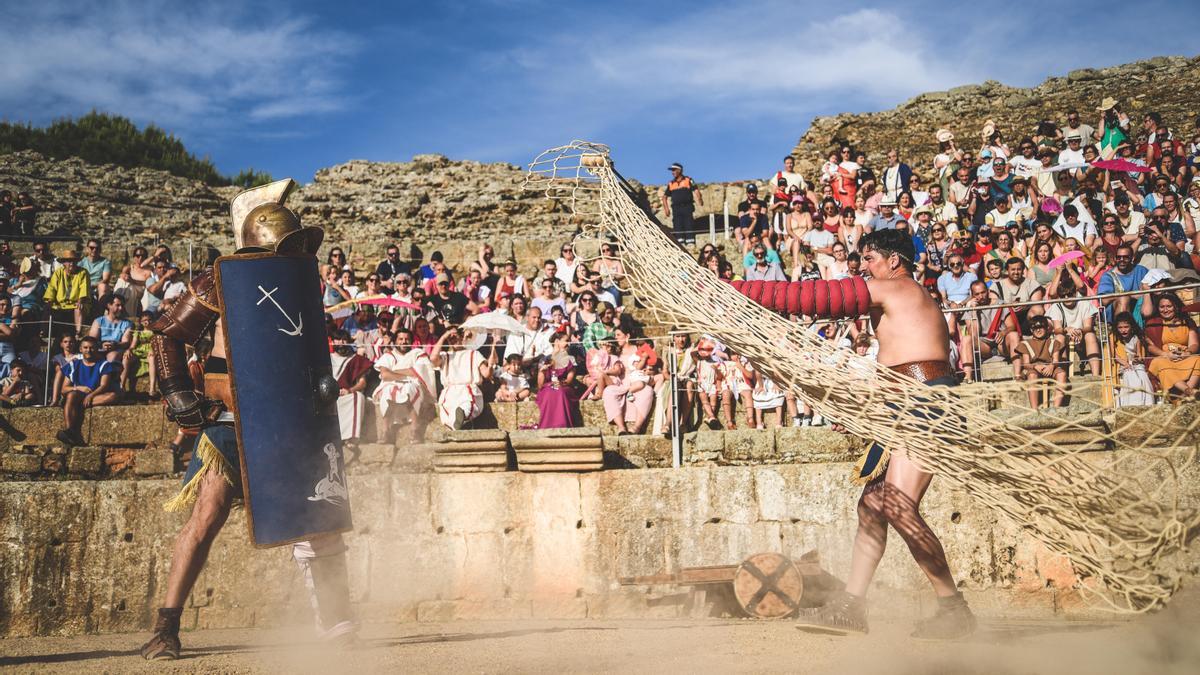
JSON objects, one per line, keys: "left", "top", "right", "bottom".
{"left": 524, "top": 141, "right": 1200, "bottom": 613}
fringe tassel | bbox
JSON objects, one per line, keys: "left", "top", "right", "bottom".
{"left": 851, "top": 444, "right": 890, "bottom": 485}
{"left": 162, "top": 433, "right": 235, "bottom": 512}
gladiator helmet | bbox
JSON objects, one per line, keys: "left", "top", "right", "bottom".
{"left": 230, "top": 178, "right": 324, "bottom": 254}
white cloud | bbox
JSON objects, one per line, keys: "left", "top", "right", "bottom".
{"left": 495, "top": 4, "right": 980, "bottom": 128}
{"left": 0, "top": 1, "right": 356, "bottom": 134}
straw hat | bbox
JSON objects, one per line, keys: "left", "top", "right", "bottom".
{"left": 1097, "top": 96, "right": 1118, "bottom": 112}
{"left": 935, "top": 129, "right": 954, "bottom": 143}
{"left": 981, "top": 120, "right": 996, "bottom": 139}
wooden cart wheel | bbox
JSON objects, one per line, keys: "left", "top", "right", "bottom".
{"left": 732, "top": 552, "right": 803, "bottom": 619}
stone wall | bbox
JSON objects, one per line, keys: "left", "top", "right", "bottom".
{"left": 0, "top": 462, "right": 1117, "bottom": 639}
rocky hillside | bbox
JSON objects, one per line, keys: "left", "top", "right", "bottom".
{"left": 0, "top": 150, "right": 592, "bottom": 272}
{"left": 790, "top": 55, "right": 1200, "bottom": 179}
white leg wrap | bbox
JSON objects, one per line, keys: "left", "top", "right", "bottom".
{"left": 292, "top": 534, "right": 356, "bottom": 639}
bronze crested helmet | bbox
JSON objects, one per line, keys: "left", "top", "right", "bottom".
{"left": 230, "top": 178, "right": 324, "bottom": 254}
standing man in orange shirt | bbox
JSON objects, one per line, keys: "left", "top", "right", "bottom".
{"left": 662, "top": 162, "right": 704, "bottom": 242}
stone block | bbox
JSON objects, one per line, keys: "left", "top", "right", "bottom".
{"left": 395, "top": 442, "right": 437, "bottom": 472}
{"left": 67, "top": 447, "right": 105, "bottom": 475}
{"left": 83, "top": 405, "right": 167, "bottom": 446}
{"left": 616, "top": 435, "right": 672, "bottom": 468}
{"left": 489, "top": 402, "right": 518, "bottom": 431}
{"left": 683, "top": 431, "right": 723, "bottom": 464}
{"left": 356, "top": 443, "right": 397, "bottom": 466}
{"left": 579, "top": 400, "right": 609, "bottom": 431}
{"left": 775, "top": 427, "right": 860, "bottom": 463}
{"left": 134, "top": 448, "right": 175, "bottom": 476}
{"left": 514, "top": 401, "right": 540, "bottom": 430}
{"left": 2, "top": 452, "right": 42, "bottom": 474}
{"left": 722, "top": 429, "right": 775, "bottom": 462}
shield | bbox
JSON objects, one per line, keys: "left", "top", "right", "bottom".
{"left": 215, "top": 252, "right": 353, "bottom": 547}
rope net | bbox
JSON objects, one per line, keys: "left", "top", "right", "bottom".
{"left": 524, "top": 141, "right": 1200, "bottom": 613}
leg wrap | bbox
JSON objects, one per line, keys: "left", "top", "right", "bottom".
{"left": 293, "top": 534, "right": 356, "bottom": 639}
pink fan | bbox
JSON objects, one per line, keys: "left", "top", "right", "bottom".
{"left": 1048, "top": 250, "right": 1085, "bottom": 269}
{"left": 1092, "top": 158, "right": 1152, "bottom": 173}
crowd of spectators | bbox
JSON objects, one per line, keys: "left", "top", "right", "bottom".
{"left": 3, "top": 98, "right": 1198, "bottom": 451}
{"left": 682, "top": 103, "right": 1200, "bottom": 409}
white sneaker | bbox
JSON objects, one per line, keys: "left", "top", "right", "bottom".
{"left": 755, "top": 423, "right": 765, "bottom": 430}
{"left": 811, "top": 414, "right": 825, "bottom": 427}
{"left": 791, "top": 416, "right": 803, "bottom": 428}
{"left": 800, "top": 416, "right": 812, "bottom": 427}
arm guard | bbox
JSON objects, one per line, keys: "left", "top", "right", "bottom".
{"left": 151, "top": 270, "right": 222, "bottom": 428}
{"left": 730, "top": 277, "right": 871, "bottom": 320}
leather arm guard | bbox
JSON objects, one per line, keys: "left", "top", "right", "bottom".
{"left": 151, "top": 270, "right": 223, "bottom": 428}
{"left": 730, "top": 277, "right": 871, "bottom": 320}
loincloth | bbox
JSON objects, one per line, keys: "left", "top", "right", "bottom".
{"left": 853, "top": 360, "right": 958, "bottom": 485}
{"left": 163, "top": 423, "right": 243, "bottom": 512}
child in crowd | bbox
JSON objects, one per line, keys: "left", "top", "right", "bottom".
{"left": 693, "top": 339, "right": 722, "bottom": 429}
{"left": 0, "top": 361, "right": 35, "bottom": 407}
{"left": 1015, "top": 316, "right": 1068, "bottom": 407}
{"left": 495, "top": 353, "right": 532, "bottom": 402}
{"left": 584, "top": 339, "right": 618, "bottom": 400}
{"left": 751, "top": 370, "right": 785, "bottom": 429}
{"left": 720, "top": 349, "right": 755, "bottom": 429}
{"left": 1111, "top": 312, "right": 1155, "bottom": 407}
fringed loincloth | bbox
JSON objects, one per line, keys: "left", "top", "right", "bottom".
{"left": 853, "top": 360, "right": 958, "bottom": 485}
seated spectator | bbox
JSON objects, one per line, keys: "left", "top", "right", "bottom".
{"left": 1098, "top": 245, "right": 1148, "bottom": 320}
{"left": 459, "top": 266, "right": 492, "bottom": 311}
{"left": 990, "top": 257, "right": 1045, "bottom": 324}
{"left": 751, "top": 370, "right": 786, "bottom": 430}
{"left": 1136, "top": 212, "right": 1186, "bottom": 272}
{"left": 0, "top": 296, "right": 14, "bottom": 377}
{"left": 1143, "top": 292, "right": 1200, "bottom": 400}
{"left": 418, "top": 251, "right": 444, "bottom": 282}
{"left": 959, "top": 281, "right": 1020, "bottom": 382}
{"left": 568, "top": 264, "right": 592, "bottom": 299}
{"left": 802, "top": 220, "right": 837, "bottom": 275}
{"left": 822, "top": 242, "right": 852, "bottom": 280}
{"left": 531, "top": 277, "right": 567, "bottom": 317}
{"left": 376, "top": 244, "right": 411, "bottom": 290}
{"left": 868, "top": 197, "right": 903, "bottom": 231}
{"left": 389, "top": 273, "right": 419, "bottom": 329}
{"left": 720, "top": 349, "right": 755, "bottom": 429}
{"left": 0, "top": 360, "right": 35, "bottom": 407}
{"left": 372, "top": 327, "right": 436, "bottom": 443}
{"left": 532, "top": 259, "right": 568, "bottom": 299}
{"left": 602, "top": 324, "right": 654, "bottom": 435}
{"left": 737, "top": 201, "right": 770, "bottom": 249}
{"left": 593, "top": 242, "right": 626, "bottom": 306}
{"left": 1014, "top": 316, "right": 1068, "bottom": 407}
{"left": 555, "top": 243, "right": 579, "bottom": 286}
{"left": 356, "top": 272, "right": 389, "bottom": 300}
{"left": 424, "top": 272, "right": 475, "bottom": 329}
{"left": 583, "top": 338, "right": 617, "bottom": 400}
{"left": 1045, "top": 273, "right": 1100, "bottom": 376}
{"left": 790, "top": 246, "right": 821, "bottom": 283}
{"left": 44, "top": 248, "right": 90, "bottom": 336}
{"left": 494, "top": 259, "right": 527, "bottom": 301}
{"left": 937, "top": 254, "right": 976, "bottom": 309}
{"left": 13, "top": 192, "right": 36, "bottom": 236}
{"left": 51, "top": 334, "right": 80, "bottom": 404}
{"left": 495, "top": 353, "right": 532, "bottom": 402}
{"left": 143, "top": 258, "right": 185, "bottom": 315}
{"left": 431, "top": 328, "right": 494, "bottom": 430}
{"left": 654, "top": 331, "right": 695, "bottom": 434}
{"left": 1110, "top": 312, "right": 1155, "bottom": 407}
{"left": 582, "top": 301, "right": 617, "bottom": 350}
{"left": 80, "top": 239, "right": 113, "bottom": 299}
{"left": 536, "top": 329, "right": 580, "bottom": 429}
{"left": 130, "top": 311, "right": 156, "bottom": 398}
{"left": 56, "top": 336, "right": 121, "bottom": 446}
{"left": 411, "top": 317, "right": 436, "bottom": 355}
{"left": 87, "top": 294, "right": 134, "bottom": 389}
{"left": 329, "top": 329, "right": 374, "bottom": 442}
{"left": 343, "top": 306, "right": 379, "bottom": 338}
{"left": 743, "top": 245, "right": 786, "bottom": 281}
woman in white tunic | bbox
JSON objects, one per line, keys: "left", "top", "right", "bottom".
{"left": 431, "top": 328, "right": 494, "bottom": 430}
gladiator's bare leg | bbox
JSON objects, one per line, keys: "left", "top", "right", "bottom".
{"left": 163, "top": 469, "right": 235, "bottom": 607}
{"left": 845, "top": 449, "right": 958, "bottom": 598}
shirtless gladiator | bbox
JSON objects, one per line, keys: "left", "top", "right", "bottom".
{"left": 795, "top": 228, "right": 976, "bottom": 639}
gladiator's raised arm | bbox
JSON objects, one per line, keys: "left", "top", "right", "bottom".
{"left": 151, "top": 270, "right": 222, "bottom": 428}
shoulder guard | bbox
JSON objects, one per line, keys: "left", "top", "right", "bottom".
{"left": 151, "top": 269, "right": 220, "bottom": 344}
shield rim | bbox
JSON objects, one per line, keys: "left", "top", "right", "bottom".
{"left": 214, "top": 250, "right": 353, "bottom": 549}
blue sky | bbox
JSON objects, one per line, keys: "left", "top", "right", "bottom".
{"left": 3, "top": 1, "right": 1199, "bottom": 185}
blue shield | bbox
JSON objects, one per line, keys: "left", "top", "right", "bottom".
{"left": 215, "top": 253, "right": 353, "bottom": 547}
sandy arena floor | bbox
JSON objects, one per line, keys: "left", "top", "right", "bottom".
{"left": 4, "top": 597, "right": 1200, "bottom": 675}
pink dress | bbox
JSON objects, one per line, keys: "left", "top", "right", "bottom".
{"left": 602, "top": 351, "right": 654, "bottom": 425}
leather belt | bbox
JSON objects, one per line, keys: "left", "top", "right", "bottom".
{"left": 203, "top": 373, "right": 235, "bottom": 410}
{"left": 888, "top": 360, "right": 954, "bottom": 383}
